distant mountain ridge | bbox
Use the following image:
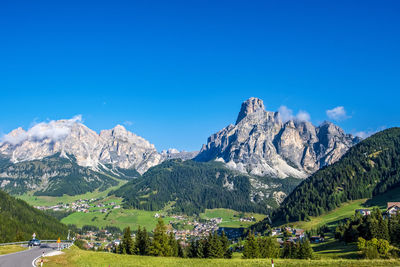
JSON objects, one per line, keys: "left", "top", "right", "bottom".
{"left": 196, "top": 97, "right": 360, "bottom": 178}
{"left": 0, "top": 118, "right": 197, "bottom": 174}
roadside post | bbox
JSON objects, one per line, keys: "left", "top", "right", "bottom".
{"left": 271, "top": 259, "right": 274, "bottom": 267}
{"left": 57, "top": 237, "right": 61, "bottom": 251}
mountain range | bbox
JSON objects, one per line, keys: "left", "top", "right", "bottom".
{"left": 0, "top": 98, "right": 360, "bottom": 204}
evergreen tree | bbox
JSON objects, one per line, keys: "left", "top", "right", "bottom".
{"left": 150, "top": 218, "right": 171, "bottom": 256}
{"left": 207, "top": 232, "right": 224, "bottom": 258}
{"left": 177, "top": 240, "right": 185, "bottom": 258}
{"left": 242, "top": 231, "right": 260, "bottom": 259}
{"left": 187, "top": 239, "right": 198, "bottom": 258}
{"left": 298, "top": 240, "right": 313, "bottom": 259}
{"left": 258, "top": 236, "right": 280, "bottom": 258}
{"left": 135, "top": 226, "right": 150, "bottom": 255}
{"left": 168, "top": 232, "right": 179, "bottom": 257}
{"left": 121, "top": 227, "right": 135, "bottom": 255}
{"left": 220, "top": 231, "right": 232, "bottom": 258}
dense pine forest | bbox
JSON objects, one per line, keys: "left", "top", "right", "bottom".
{"left": 0, "top": 154, "right": 120, "bottom": 196}
{"left": 271, "top": 127, "right": 400, "bottom": 224}
{"left": 0, "top": 189, "right": 68, "bottom": 242}
{"left": 112, "top": 160, "right": 298, "bottom": 215}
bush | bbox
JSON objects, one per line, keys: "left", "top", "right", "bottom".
{"left": 358, "top": 237, "right": 390, "bottom": 259}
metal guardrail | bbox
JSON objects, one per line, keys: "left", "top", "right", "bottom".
{"left": 0, "top": 240, "right": 73, "bottom": 246}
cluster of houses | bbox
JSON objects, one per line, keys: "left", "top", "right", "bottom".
{"left": 34, "top": 198, "right": 121, "bottom": 213}
{"left": 166, "top": 215, "right": 224, "bottom": 240}
{"left": 271, "top": 227, "right": 324, "bottom": 245}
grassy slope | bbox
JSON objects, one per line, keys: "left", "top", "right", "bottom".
{"left": 200, "top": 209, "right": 266, "bottom": 228}
{"left": 17, "top": 179, "right": 128, "bottom": 207}
{"left": 0, "top": 245, "right": 27, "bottom": 255}
{"left": 42, "top": 246, "right": 400, "bottom": 267}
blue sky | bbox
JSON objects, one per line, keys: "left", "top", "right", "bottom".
{"left": 0, "top": 0, "right": 399, "bottom": 151}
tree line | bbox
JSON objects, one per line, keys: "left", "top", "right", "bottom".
{"left": 114, "top": 219, "right": 313, "bottom": 260}
{"left": 115, "top": 218, "right": 231, "bottom": 258}
{"left": 335, "top": 208, "right": 400, "bottom": 258}
{"left": 241, "top": 231, "right": 313, "bottom": 259}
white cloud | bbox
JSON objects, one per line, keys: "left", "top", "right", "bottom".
{"left": 278, "top": 106, "right": 311, "bottom": 122}
{"left": 123, "top": 121, "right": 133, "bottom": 126}
{"left": 278, "top": 106, "right": 293, "bottom": 122}
{"left": 326, "top": 106, "right": 349, "bottom": 121}
{"left": 1, "top": 115, "right": 82, "bottom": 146}
{"left": 296, "top": 110, "right": 310, "bottom": 122}
{"left": 354, "top": 126, "right": 386, "bottom": 139}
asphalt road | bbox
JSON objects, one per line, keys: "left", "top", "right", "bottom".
{"left": 0, "top": 243, "right": 59, "bottom": 267}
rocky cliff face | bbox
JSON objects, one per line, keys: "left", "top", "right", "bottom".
{"left": 0, "top": 120, "right": 194, "bottom": 174}
{"left": 196, "top": 97, "right": 360, "bottom": 178}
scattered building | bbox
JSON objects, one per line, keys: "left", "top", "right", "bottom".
{"left": 387, "top": 202, "right": 400, "bottom": 217}
{"left": 356, "top": 209, "right": 371, "bottom": 216}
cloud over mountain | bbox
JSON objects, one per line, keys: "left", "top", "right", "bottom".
{"left": 326, "top": 106, "right": 349, "bottom": 121}
{"left": 1, "top": 115, "right": 82, "bottom": 145}
{"left": 278, "top": 105, "right": 311, "bottom": 122}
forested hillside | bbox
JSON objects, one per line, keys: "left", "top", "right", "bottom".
{"left": 0, "top": 154, "right": 121, "bottom": 196}
{"left": 272, "top": 127, "right": 400, "bottom": 223}
{"left": 112, "top": 160, "right": 299, "bottom": 215}
{"left": 0, "top": 189, "right": 68, "bottom": 242}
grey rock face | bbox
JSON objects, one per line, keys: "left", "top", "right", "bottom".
{"left": 0, "top": 122, "right": 163, "bottom": 174}
{"left": 196, "top": 98, "right": 359, "bottom": 178}
{"left": 160, "top": 149, "right": 199, "bottom": 161}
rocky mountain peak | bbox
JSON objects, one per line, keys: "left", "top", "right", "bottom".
{"left": 236, "top": 97, "right": 265, "bottom": 125}
{"left": 196, "top": 98, "right": 360, "bottom": 178}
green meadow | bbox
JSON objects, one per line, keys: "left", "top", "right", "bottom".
{"left": 17, "top": 179, "right": 128, "bottom": 207}
{"left": 61, "top": 208, "right": 173, "bottom": 231}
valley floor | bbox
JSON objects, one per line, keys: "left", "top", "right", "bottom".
{"left": 42, "top": 247, "right": 400, "bottom": 267}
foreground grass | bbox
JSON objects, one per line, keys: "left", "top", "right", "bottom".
{"left": 0, "top": 245, "right": 27, "bottom": 255}
{"left": 43, "top": 246, "right": 400, "bottom": 267}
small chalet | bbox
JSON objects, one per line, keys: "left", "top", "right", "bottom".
{"left": 387, "top": 202, "right": 400, "bottom": 217}
{"left": 355, "top": 209, "right": 371, "bottom": 216}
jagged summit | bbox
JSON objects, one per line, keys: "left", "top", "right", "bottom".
{"left": 236, "top": 97, "right": 266, "bottom": 125}
{"left": 0, "top": 119, "right": 162, "bottom": 174}
{"left": 196, "top": 98, "right": 359, "bottom": 178}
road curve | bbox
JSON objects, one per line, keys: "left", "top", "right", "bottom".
{"left": 0, "top": 243, "right": 59, "bottom": 267}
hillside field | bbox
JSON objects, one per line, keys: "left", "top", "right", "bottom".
{"left": 61, "top": 208, "right": 173, "bottom": 231}
{"left": 17, "top": 179, "right": 128, "bottom": 207}
{"left": 40, "top": 246, "right": 400, "bottom": 267}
